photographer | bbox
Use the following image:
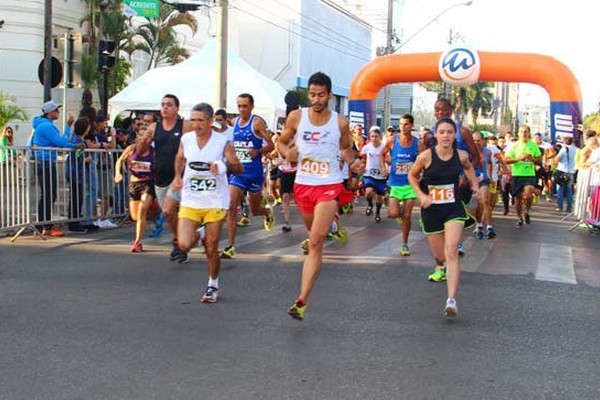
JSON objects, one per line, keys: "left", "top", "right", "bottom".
{"left": 553, "top": 137, "right": 576, "bottom": 213}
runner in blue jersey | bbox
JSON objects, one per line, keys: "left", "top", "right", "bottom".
{"left": 470, "top": 131, "right": 494, "bottom": 239}
{"left": 221, "top": 93, "right": 275, "bottom": 259}
{"left": 379, "top": 114, "right": 420, "bottom": 256}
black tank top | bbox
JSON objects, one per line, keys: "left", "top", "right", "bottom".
{"left": 420, "top": 147, "right": 462, "bottom": 207}
{"left": 153, "top": 118, "right": 184, "bottom": 186}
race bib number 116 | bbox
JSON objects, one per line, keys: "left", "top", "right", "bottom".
{"left": 428, "top": 184, "right": 455, "bottom": 204}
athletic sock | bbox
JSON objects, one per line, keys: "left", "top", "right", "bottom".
{"left": 477, "top": 222, "right": 484, "bottom": 229}
{"left": 367, "top": 197, "right": 373, "bottom": 207}
{"left": 208, "top": 277, "right": 219, "bottom": 289}
{"left": 376, "top": 202, "right": 382, "bottom": 213}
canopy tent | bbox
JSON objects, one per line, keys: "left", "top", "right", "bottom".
{"left": 108, "top": 40, "right": 288, "bottom": 129}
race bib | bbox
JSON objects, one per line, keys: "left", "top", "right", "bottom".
{"left": 130, "top": 160, "right": 151, "bottom": 173}
{"left": 300, "top": 157, "right": 330, "bottom": 176}
{"left": 395, "top": 162, "right": 412, "bottom": 175}
{"left": 369, "top": 168, "right": 382, "bottom": 177}
{"left": 235, "top": 148, "right": 252, "bottom": 163}
{"left": 190, "top": 176, "right": 217, "bottom": 192}
{"left": 428, "top": 184, "right": 455, "bottom": 204}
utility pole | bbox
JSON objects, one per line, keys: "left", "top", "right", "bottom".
{"left": 215, "top": 0, "right": 228, "bottom": 109}
{"left": 382, "top": 0, "right": 393, "bottom": 129}
{"left": 43, "top": 0, "right": 53, "bottom": 101}
{"left": 442, "top": 28, "right": 453, "bottom": 99}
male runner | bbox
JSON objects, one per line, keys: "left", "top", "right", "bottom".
{"left": 504, "top": 125, "right": 542, "bottom": 227}
{"left": 221, "top": 93, "right": 275, "bottom": 259}
{"left": 277, "top": 72, "right": 363, "bottom": 320}
{"left": 147, "top": 94, "right": 193, "bottom": 263}
{"left": 379, "top": 114, "right": 420, "bottom": 256}
{"left": 361, "top": 126, "right": 387, "bottom": 222}
{"left": 171, "top": 103, "right": 243, "bottom": 303}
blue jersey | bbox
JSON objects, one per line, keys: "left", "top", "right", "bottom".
{"left": 232, "top": 115, "right": 263, "bottom": 178}
{"left": 474, "top": 147, "right": 489, "bottom": 180}
{"left": 388, "top": 135, "right": 419, "bottom": 187}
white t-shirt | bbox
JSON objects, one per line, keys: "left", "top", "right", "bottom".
{"left": 487, "top": 144, "right": 502, "bottom": 181}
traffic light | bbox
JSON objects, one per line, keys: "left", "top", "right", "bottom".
{"left": 98, "top": 40, "right": 116, "bottom": 71}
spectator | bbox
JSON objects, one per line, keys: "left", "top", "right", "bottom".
{"left": 553, "top": 136, "right": 577, "bottom": 213}
{"left": 0, "top": 125, "right": 16, "bottom": 163}
{"left": 67, "top": 117, "right": 92, "bottom": 233}
{"left": 32, "top": 101, "right": 84, "bottom": 236}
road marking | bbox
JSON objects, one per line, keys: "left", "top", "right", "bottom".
{"left": 461, "top": 236, "right": 496, "bottom": 272}
{"left": 535, "top": 244, "right": 577, "bottom": 284}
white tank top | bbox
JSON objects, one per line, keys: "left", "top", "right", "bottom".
{"left": 180, "top": 131, "right": 229, "bottom": 209}
{"left": 361, "top": 141, "right": 385, "bottom": 179}
{"left": 294, "top": 108, "right": 344, "bottom": 185}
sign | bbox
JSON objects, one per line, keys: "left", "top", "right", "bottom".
{"left": 37, "top": 57, "right": 63, "bottom": 88}
{"left": 123, "top": 0, "right": 160, "bottom": 18}
{"left": 438, "top": 45, "right": 481, "bottom": 88}
{"left": 550, "top": 101, "right": 581, "bottom": 142}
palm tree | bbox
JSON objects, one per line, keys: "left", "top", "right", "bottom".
{"left": 133, "top": 3, "right": 198, "bottom": 70}
{"left": 0, "top": 92, "right": 28, "bottom": 130}
{"left": 467, "top": 82, "right": 494, "bottom": 125}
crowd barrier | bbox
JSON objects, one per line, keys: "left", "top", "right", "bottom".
{"left": 571, "top": 165, "right": 600, "bottom": 234}
{"left": 0, "top": 145, "right": 127, "bottom": 241}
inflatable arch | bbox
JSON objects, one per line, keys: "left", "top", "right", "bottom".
{"left": 348, "top": 48, "right": 582, "bottom": 141}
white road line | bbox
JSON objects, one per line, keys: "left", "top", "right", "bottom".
{"left": 460, "top": 236, "right": 496, "bottom": 272}
{"left": 268, "top": 226, "right": 367, "bottom": 257}
{"left": 535, "top": 244, "right": 577, "bottom": 284}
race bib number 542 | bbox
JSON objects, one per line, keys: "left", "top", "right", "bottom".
{"left": 190, "top": 176, "right": 217, "bottom": 192}
{"left": 428, "top": 184, "right": 455, "bottom": 204}
{"left": 300, "top": 158, "right": 329, "bottom": 176}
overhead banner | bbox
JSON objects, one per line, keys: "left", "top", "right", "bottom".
{"left": 123, "top": 0, "right": 160, "bottom": 18}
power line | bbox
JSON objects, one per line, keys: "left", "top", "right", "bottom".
{"left": 240, "top": 0, "right": 372, "bottom": 53}
{"left": 228, "top": 4, "right": 371, "bottom": 63}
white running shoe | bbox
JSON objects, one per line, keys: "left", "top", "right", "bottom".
{"left": 444, "top": 297, "right": 458, "bottom": 318}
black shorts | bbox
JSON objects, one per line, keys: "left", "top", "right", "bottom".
{"left": 129, "top": 180, "right": 156, "bottom": 201}
{"left": 458, "top": 185, "right": 473, "bottom": 204}
{"left": 269, "top": 167, "right": 280, "bottom": 181}
{"left": 420, "top": 202, "right": 475, "bottom": 235}
{"left": 279, "top": 172, "right": 296, "bottom": 194}
{"left": 510, "top": 176, "right": 537, "bottom": 196}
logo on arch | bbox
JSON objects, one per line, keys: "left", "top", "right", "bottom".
{"left": 438, "top": 45, "right": 481, "bottom": 88}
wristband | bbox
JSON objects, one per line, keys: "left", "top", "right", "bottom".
{"left": 214, "top": 160, "right": 227, "bottom": 175}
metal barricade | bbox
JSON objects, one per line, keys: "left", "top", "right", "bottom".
{"left": 570, "top": 165, "right": 600, "bottom": 234}
{"left": 0, "top": 145, "right": 127, "bottom": 241}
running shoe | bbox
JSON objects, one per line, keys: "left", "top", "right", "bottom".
{"left": 264, "top": 207, "right": 275, "bottom": 231}
{"left": 42, "top": 228, "right": 65, "bottom": 237}
{"left": 365, "top": 205, "right": 373, "bottom": 216}
{"left": 516, "top": 218, "right": 524, "bottom": 228}
{"left": 485, "top": 227, "right": 496, "bottom": 239}
{"left": 400, "top": 244, "right": 410, "bottom": 256}
{"left": 458, "top": 242, "right": 465, "bottom": 257}
{"left": 276, "top": 197, "right": 282, "bottom": 205}
{"left": 428, "top": 266, "right": 446, "bottom": 282}
{"left": 326, "top": 232, "right": 334, "bottom": 240}
{"left": 524, "top": 212, "right": 531, "bottom": 224}
{"left": 333, "top": 223, "right": 348, "bottom": 245}
{"left": 395, "top": 217, "right": 404, "bottom": 224}
{"left": 149, "top": 226, "right": 164, "bottom": 238}
{"left": 375, "top": 213, "right": 381, "bottom": 223}
{"left": 444, "top": 297, "right": 458, "bottom": 318}
{"left": 301, "top": 239, "right": 310, "bottom": 255}
{"left": 170, "top": 240, "right": 182, "bottom": 261}
{"left": 475, "top": 229, "right": 484, "bottom": 240}
{"left": 178, "top": 252, "right": 190, "bottom": 264}
{"left": 260, "top": 197, "right": 268, "bottom": 206}
{"left": 131, "top": 241, "right": 143, "bottom": 252}
{"left": 221, "top": 245, "right": 235, "bottom": 259}
{"left": 288, "top": 300, "right": 306, "bottom": 320}
{"left": 341, "top": 203, "right": 352, "bottom": 215}
{"left": 533, "top": 195, "right": 540, "bottom": 204}
{"left": 282, "top": 222, "right": 292, "bottom": 233}
{"left": 201, "top": 286, "right": 219, "bottom": 303}
{"left": 237, "top": 216, "right": 251, "bottom": 227}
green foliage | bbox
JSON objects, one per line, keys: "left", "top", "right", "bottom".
{"left": 583, "top": 112, "right": 599, "bottom": 129}
{"left": 80, "top": 53, "right": 100, "bottom": 90}
{"left": 112, "top": 57, "right": 132, "bottom": 92}
{"left": 293, "top": 88, "right": 311, "bottom": 107}
{"left": 0, "top": 92, "right": 28, "bottom": 130}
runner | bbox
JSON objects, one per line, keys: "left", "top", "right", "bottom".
{"left": 221, "top": 93, "right": 275, "bottom": 259}
{"left": 114, "top": 127, "right": 156, "bottom": 252}
{"left": 379, "top": 114, "right": 420, "bottom": 256}
{"left": 470, "top": 131, "right": 493, "bottom": 239}
{"left": 171, "top": 103, "right": 243, "bottom": 303}
{"left": 408, "top": 117, "right": 480, "bottom": 318}
{"left": 504, "top": 125, "right": 542, "bottom": 227}
{"left": 361, "top": 126, "right": 386, "bottom": 223}
{"left": 278, "top": 139, "right": 298, "bottom": 233}
{"left": 277, "top": 72, "right": 362, "bottom": 320}
{"left": 147, "top": 94, "right": 193, "bottom": 263}
{"left": 485, "top": 133, "right": 507, "bottom": 238}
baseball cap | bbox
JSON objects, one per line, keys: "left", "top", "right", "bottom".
{"left": 369, "top": 125, "right": 381, "bottom": 133}
{"left": 41, "top": 101, "right": 61, "bottom": 114}
{"left": 534, "top": 132, "right": 542, "bottom": 137}
{"left": 96, "top": 112, "right": 107, "bottom": 122}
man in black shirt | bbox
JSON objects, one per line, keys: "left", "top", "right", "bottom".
{"left": 147, "top": 94, "right": 193, "bottom": 262}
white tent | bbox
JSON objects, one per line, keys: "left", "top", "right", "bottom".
{"left": 108, "top": 40, "right": 288, "bottom": 129}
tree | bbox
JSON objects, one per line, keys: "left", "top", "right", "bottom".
{"left": 0, "top": 92, "right": 28, "bottom": 130}
{"left": 133, "top": 3, "right": 198, "bottom": 70}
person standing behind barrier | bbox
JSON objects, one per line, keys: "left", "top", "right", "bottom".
{"left": 553, "top": 136, "right": 577, "bottom": 213}
{"left": 0, "top": 125, "right": 16, "bottom": 163}
{"left": 146, "top": 94, "right": 193, "bottom": 263}
{"left": 115, "top": 127, "right": 156, "bottom": 252}
{"left": 67, "top": 117, "right": 92, "bottom": 233}
{"left": 32, "top": 101, "right": 84, "bottom": 237}
{"left": 408, "top": 118, "right": 480, "bottom": 318}
{"left": 93, "top": 113, "right": 117, "bottom": 229}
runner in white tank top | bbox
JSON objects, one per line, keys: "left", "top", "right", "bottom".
{"left": 276, "top": 72, "right": 365, "bottom": 321}
{"left": 171, "top": 103, "right": 243, "bottom": 304}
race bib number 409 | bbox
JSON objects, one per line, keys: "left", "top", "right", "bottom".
{"left": 300, "top": 158, "right": 329, "bottom": 176}
{"left": 190, "top": 176, "right": 217, "bottom": 192}
{"left": 428, "top": 184, "right": 455, "bottom": 204}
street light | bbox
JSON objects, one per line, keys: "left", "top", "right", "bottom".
{"left": 392, "top": 0, "right": 473, "bottom": 54}
{"left": 382, "top": 0, "right": 473, "bottom": 128}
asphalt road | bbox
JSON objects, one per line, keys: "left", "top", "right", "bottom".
{"left": 1, "top": 200, "right": 598, "bottom": 399}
